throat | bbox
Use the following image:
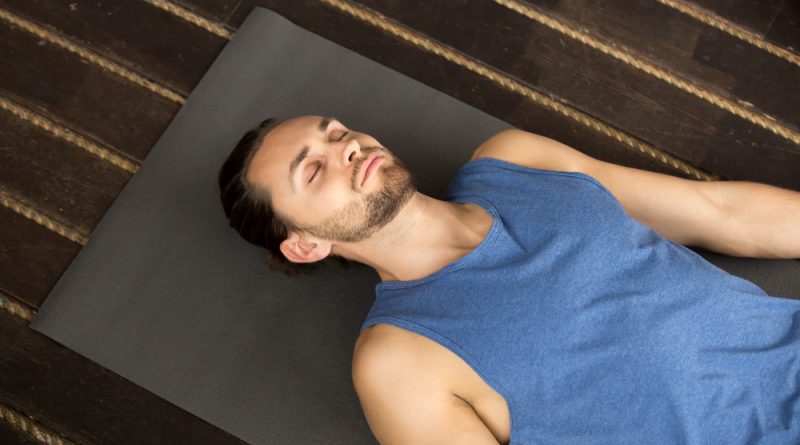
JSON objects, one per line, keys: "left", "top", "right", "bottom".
{"left": 378, "top": 202, "right": 494, "bottom": 283}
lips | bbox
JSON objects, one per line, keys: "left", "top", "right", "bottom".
{"left": 360, "top": 154, "right": 383, "bottom": 186}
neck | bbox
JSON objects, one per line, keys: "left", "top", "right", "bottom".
{"left": 333, "top": 192, "right": 493, "bottom": 283}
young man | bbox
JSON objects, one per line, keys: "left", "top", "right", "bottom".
{"left": 219, "top": 114, "right": 800, "bottom": 444}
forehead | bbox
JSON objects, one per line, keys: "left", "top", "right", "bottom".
{"left": 245, "top": 115, "right": 326, "bottom": 191}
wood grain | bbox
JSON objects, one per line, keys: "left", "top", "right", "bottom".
{"left": 691, "top": 0, "right": 784, "bottom": 35}
{"left": 766, "top": 1, "right": 800, "bottom": 54}
{"left": 542, "top": 0, "right": 800, "bottom": 130}
{"left": 1, "top": 0, "right": 228, "bottom": 96}
{"left": 0, "top": 105, "right": 131, "bottom": 233}
{"left": 0, "top": 19, "right": 179, "bottom": 161}
{"left": 0, "top": 205, "right": 81, "bottom": 309}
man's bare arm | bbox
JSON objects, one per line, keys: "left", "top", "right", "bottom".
{"left": 471, "top": 128, "right": 800, "bottom": 259}
{"left": 712, "top": 180, "right": 800, "bottom": 259}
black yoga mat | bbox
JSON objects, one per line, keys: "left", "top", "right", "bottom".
{"left": 31, "top": 6, "right": 800, "bottom": 445}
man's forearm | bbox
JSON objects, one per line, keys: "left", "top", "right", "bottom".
{"left": 713, "top": 180, "right": 800, "bottom": 259}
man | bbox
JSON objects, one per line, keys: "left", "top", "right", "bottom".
{"left": 218, "top": 115, "right": 800, "bottom": 444}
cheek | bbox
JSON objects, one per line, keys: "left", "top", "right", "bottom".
{"left": 324, "top": 165, "right": 360, "bottom": 192}
{"left": 312, "top": 178, "right": 353, "bottom": 209}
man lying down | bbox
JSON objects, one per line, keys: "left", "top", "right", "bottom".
{"left": 218, "top": 115, "right": 800, "bottom": 445}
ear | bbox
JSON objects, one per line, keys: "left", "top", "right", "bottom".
{"left": 279, "top": 231, "right": 332, "bottom": 264}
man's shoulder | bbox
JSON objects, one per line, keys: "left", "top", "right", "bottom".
{"left": 354, "top": 323, "right": 426, "bottom": 368}
{"left": 470, "top": 128, "right": 585, "bottom": 173}
{"left": 354, "top": 323, "right": 460, "bottom": 374}
{"left": 353, "top": 324, "right": 453, "bottom": 392}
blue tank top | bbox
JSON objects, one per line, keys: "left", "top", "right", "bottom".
{"left": 359, "top": 158, "right": 800, "bottom": 444}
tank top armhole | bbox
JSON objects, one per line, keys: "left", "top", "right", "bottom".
{"left": 359, "top": 315, "right": 521, "bottom": 441}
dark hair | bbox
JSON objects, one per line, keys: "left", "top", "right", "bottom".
{"left": 218, "top": 117, "right": 357, "bottom": 277}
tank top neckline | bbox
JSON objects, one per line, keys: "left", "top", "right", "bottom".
{"left": 375, "top": 195, "right": 502, "bottom": 292}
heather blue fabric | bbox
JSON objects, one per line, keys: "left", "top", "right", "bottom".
{"left": 359, "top": 157, "right": 800, "bottom": 445}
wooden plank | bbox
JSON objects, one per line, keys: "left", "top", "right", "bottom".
{"left": 766, "top": 1, "right": 800, "bottom": 54}
{"left": 1, "top": 0, "right": 227, "bottom": 96}
{"left": 0, "top": 104, "right": 131, "bottom": 233}
{"left": 549, "top": 0, "right": 733, "bottom": 85}
{"left": 221, "top": 0, "right": 694, "bottom": 181}
{"left": 0, "top": 20, "right": 179, "bottom": 162}
{"left": 541, "top": 0, "right": 800, "bottom": 130}
{"left": 691, "top": 0, "right": 784, "bottom": 35}
{"left": 692, "top": 27, "right": 800, "bottom": 132}
{"left": 308, "top": 0, "right": 800, "bottom": 188}
{"left": 0, "top": 205, "right": 81, "bottom": 309}
{"left": 0, "top": 311, "right": 248, "bottom": 445}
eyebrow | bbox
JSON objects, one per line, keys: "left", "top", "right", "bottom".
{"left": 288, "top": 116, "right": 335, "bottom": 193}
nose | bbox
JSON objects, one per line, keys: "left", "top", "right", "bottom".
{"left": 343, "top": 138, "right": 361, "bottom": 166}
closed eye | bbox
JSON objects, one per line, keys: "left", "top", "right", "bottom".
{"left": 309, "top": 131, "right": 349, "bottom": 183}
{"left": 309, "top": 162, "right": 321, "bottom": 183}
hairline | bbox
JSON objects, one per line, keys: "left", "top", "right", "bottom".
{"left": 240, "top": 118, "right": 302, "bottom": 231}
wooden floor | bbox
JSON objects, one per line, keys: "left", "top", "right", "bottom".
{"left": 0, "top": 0, "right": 798, "bottom": 443}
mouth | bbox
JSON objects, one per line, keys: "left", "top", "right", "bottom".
{"left": 360, "top": 154, "right": 384, "bottom": 186}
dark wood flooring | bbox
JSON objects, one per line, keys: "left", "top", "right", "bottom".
{"left": 1, "top": 0, "right": 798, "bottom": 443}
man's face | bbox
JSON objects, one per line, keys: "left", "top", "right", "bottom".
{"left": 246, "top": 115, "right": 416, "bottom": 244}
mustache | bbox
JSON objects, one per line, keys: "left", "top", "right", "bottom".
{"left": 352, "top": 146, "right": 386, "bottom": 185}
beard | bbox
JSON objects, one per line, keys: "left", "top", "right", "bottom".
{"left": 298, "top": 146, "right": 417, "bottom": 243}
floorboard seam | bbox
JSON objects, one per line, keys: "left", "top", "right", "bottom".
{"left": 493, "top": 0, "right": 800, "bottom": 147}
{"left": 0, "top": 6, "right": 186, "bottom": 105}
{"left": 141, "top": 0, "right": 235, "bottom": 40}
{"left": 0, "top": 185, "right": 89, "bottom": 246}
{"left": 657, "top": 0, "right": 800, "bottom": 68}
{"left": 0, "top": 291, "right": 35, "bottom": 322}
{"left": 0, "top": 94, "right": 139, "bottom": 174}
